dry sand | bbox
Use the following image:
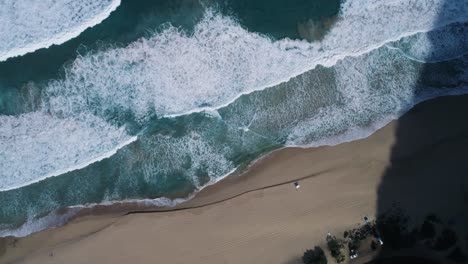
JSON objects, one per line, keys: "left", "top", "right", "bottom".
{"left": 1, "top": 95, "right": 468, "bottom": 264}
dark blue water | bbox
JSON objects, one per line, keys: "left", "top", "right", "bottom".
{"left": 0, "top": 0, "right": 467, "bottom": 236}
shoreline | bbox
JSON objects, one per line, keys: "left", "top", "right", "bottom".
{"left": 1, "top": 17, "right": 466, "bottom": 232}
{"left": 5, "top": 87, "right": 466, "bottom": 237}
{"left": 2, "top": 94, "right": 468, "bottom": 263}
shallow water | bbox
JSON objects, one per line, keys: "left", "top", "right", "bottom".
{"left": 0, "top": 0, "right": 467, "bottom": 236}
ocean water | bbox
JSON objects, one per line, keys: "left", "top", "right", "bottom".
{"left": 0, "top": 0, "right": 467, "bottom": 237}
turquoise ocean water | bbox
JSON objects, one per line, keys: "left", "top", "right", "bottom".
{"left": 0, "top": 0, "right": 467, "bottom": 236}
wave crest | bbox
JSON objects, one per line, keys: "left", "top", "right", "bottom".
{"left": 43, "top": 0, "right": 468, "bottom": 122}
{"left": 0, "top": 0, "right": 120, "bottom": 61}
{"left": 0, "top": 112, "right": 135, "bottom": 191}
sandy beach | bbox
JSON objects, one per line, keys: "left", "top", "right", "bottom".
{"left": 1, "top": 95, "right": 468, "bottom": 264}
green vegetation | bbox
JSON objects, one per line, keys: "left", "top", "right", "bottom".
{"left": 347, "top": 222, "right": 373, "bottom": 243}
{"left": 326, "top": 235, "right": 345, "bottom": 263}
{"left": 300, "top": 209, "right": 467, "bottom": 264}
{"left": 302, "top": 246, "right": 327, "bottom": 264}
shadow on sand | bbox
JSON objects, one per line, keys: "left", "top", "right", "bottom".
{"left": 372, "top": 94, "right": 468, "bottom": 263}
{"left": 372, "top": 0, "right": 468, "bottom": 262}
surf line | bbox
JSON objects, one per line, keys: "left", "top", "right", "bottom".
{"left": 125, "top": 127, "right": 468, "bottom": 216}
{"left": 0, "top": 0, "right": 121, "bottom": 62}
{"left": 0, "top": 135, "right": 137, "bottom": 192}
{"left": 125, "top": 166, "right": 341, "bottom": 215}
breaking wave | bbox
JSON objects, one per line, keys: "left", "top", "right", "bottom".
{"left": 2, "top": 0, "right": 467, "bottom": 193}
{"left": 0, "top": 112, "right": 135, "bottom": 191}
{"left": 0, "top": 0, "right": 467, "bottom": 238}
{"left": 42, "top": 0, "right": 468, "bottom": 121}
{"left": 0, "top": 0, "right": 120, "bottom": 61}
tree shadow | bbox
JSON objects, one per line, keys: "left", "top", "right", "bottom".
{"left": 374, "top": 0, "right": 468, "bottom": 262}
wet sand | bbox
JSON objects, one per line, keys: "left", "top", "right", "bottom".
{"left": 1, "top": 95, "right": 468, "bottom": 264}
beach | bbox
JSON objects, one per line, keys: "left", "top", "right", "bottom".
{"left": 1, "top": 0, "right": 466, "bottom": 238}
{"left": 0, "top": 1, "right": 467, "bottom": 263}
{"left": 2, "top": 94, "right": 467, "bottom": 264}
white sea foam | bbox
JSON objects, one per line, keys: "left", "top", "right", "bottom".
{"left": 0, "top": 112, "right": 135, "bottom": 191}
{"left": 0, "top": 165, "right": 239, "bottom": 238}
{"left": 0, "top": 0, "right": 121, "bottom": 61}
{"left": 214, "top": 19, "right": 467, "bottom": 148}
{"left": 79, "top": 166, "right": 239, "bottom": 209}
{"left": 0, "top": 207, "right": 81, "bottom": 238}
{"left": 386, "top": 22, "right": 468, "bottom": 63}
{"left": 119, "top": 131, "right": 234, "bottom": 191}
{"left": 42, "top": 0, "right": 468, "bottom": 122}
{"left": 287, "top": 88, "right": 468, "bottom": 148}
{"left": 1, "top": 0, "right": 467, "bottom": 193}
{"left": 285, "top": 38, "right": 468, "bottom": 146}
{"left": 1, "top": 0, "right": 467, "bottom": 238}
{"left": 216, "top": 19, "right": 467, "bottom": 148}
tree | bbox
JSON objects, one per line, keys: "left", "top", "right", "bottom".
{"left": 376, "top": 208, "right": 415, "bottom": 249}
{"left": 303, "top": 246, "right": 327, "bottom": 264}
{"left": 419, "top": 220, "right": 436, "bottom": 239}
{"left": 433, "top": 228, "right": 457, "bottom": 251}
{"left": 327, "top": 236, "right": 345, "bottom": 263}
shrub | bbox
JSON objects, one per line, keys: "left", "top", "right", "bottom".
{"left": 433, "top": 228, "right": 457, "bottom": 251}
{"left": 376, "top": 208, "right": 415, "bottom": 249}
{"left": 343, "top": 231, "right": 348, "bottom": 238}
{"left": 327, "top": 237, "right": 345, "bottom": 263}
{"left": 419, "top": 220, "right": 436, "bottom": 240}
{"left": 303, "top": 246, "right": 327, "bottom": 264}
{"left": 334, "top": 252, "right": 345, "bottom": 263}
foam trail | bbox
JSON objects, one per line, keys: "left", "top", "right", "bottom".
{"left": 0, "top": 0, "right": 121, "bottom": 61}
{"left": 77, "top": 166, "right": 238, "bottom": 208}
{"left": 42, "top": 0, "right": 468, "bottom": 122}
{"left": 0, "top": 112, "right": 135, "bottom": 191}
{"left": 122, "top": 131, "right": 235, "bottom": 191}
{"left": 215, "top": 22, "right": 468, "bottom": 149}
{"left": 4, "top": 0, "right": 466, "bottom": 192}
{"left": 386, "top": 22, "right": 468, "bottom": 63}
{"left": 1, "top": 20, "right": 467, "bottom": 237}
{"left": 0, "top": 208, "right": 81, "bottom": 238}
{"left": 0, "top": 166, "right": 238, "bottom": 237}
{"left": 285, "top": 48, "right": 468, "bottom": 146}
